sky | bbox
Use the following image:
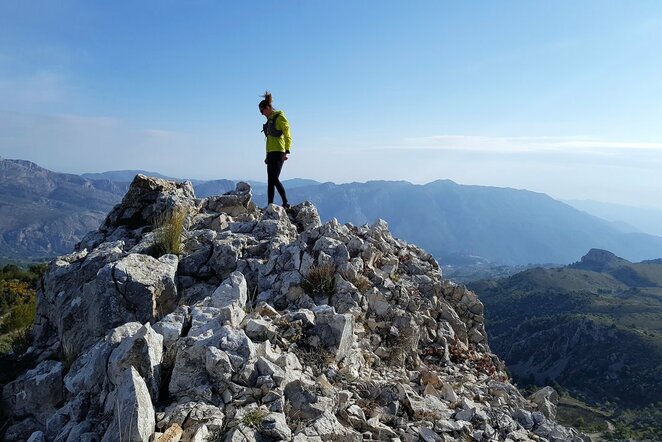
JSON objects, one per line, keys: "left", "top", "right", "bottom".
{"left": 1, "top": 1, "right": 662, "bottom": 209}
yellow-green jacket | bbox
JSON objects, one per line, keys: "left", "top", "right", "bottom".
{"left": 264, "top": 110, "right": 292, "bottom": 153}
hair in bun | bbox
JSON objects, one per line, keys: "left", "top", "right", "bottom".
{"left": 259, "top": 91, "right": 273, "bottom": 110}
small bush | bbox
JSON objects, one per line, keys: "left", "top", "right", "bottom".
{"left": 240, "top": 408, "right": 268, "bottom": 430}
{"left": 153, "top": 208, "right": 187, "bottom": 256}
{"left": 2, "top": 295, "right": 36, "bottom": 333}
{"left": 302, "top": 264, "right": 336, "bottom": 297}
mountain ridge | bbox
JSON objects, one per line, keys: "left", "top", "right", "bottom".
{"left": 468, "top": 249, "right": 662, "bottom": 415}
{"left": 256, "top": 180, "right": 662, "bottom": 265}
{"left": 2, "top": 158, "right": 662, "bottom": 267}
{"left": 0, "top": 175, "right": 586, "bottom": 441}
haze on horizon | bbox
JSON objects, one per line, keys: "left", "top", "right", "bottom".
{"left": 1, "top": 1, "right": 662, "bottom": 209}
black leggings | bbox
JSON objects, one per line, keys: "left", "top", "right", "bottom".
{"left": 266, "top": 151, "right": 288, "bottom": 205}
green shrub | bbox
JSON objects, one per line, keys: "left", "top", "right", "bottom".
{"left": 302, "top": 264, "right": 336, "bottom": 297}
{"left": 240, "top": 408, "right": 268, "bottom": 430}
{"left": 153, "top": 208, "right": 187, "bottom": 256}
{"left": 2, "top": 295, "right": 36, "bottom": 333}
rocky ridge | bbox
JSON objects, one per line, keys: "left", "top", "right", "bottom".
{"left": 2, "top": 175, "right": 586, "bottom": 441}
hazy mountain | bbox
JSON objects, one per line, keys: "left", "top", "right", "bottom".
{"left": 565, "top": 199, "right": 662, "bottom": 237}
{"left": 0, "top": 158, "right": 125, "bottom": 259}
{"left": 190, "top": 179, "right": 236, "bottom": 198}
{"left": 468, "top": 249, "right": 662, "bottom": 419}
{"left": 81, "top": 170, "right": 176, "bottom": 182}
{"left": 254, "top": 180, "right": 662, "bottom": 265}
{"left": 247, "top": 178, "right": 322, "bottom": 194}
{"left": 80, "top": 171, "right": 320, "bottom": 197}
{"left": 3, "top": 160, "right": 662, "bottom": 266}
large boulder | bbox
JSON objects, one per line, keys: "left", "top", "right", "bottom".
{"left": 101, "top": 174, "right": 195, "bottom": 231}
{"left": 39, "top": 252, "right": 178, "bottom": 358}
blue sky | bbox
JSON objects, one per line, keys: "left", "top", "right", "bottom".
{"left": 1, "top": 1, "right": 662, "bottom": 208}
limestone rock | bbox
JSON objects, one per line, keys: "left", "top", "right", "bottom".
{"left": 311, "top": 309, "right": 355, "bottom": 361}
{"left": 107, "top": 322, "right": 163, "bottom": 399}
{"left": 102, "top": 367, "right": 155, "bottom": 442}
{"left": 529, "top": 386, "right": 559, "bottom": 419}
{"left": 5, "top": 176, "right": 588, "bottom": 442}
{"left": 101, "top": 174, "right": 195, "bottom": 231}
{"left": 211, "top": 271, "right": 248, "bottom": 327}
{"left": 2, "top": 360, "right": 64, "bottom": 425}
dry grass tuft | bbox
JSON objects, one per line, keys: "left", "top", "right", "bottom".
{"left": 153, "top": 208, "right": 187, "bottom": 256}
{"left": 302, "top": 264, "right": 336, "bottom": 297}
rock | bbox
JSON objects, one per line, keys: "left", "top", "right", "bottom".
{"left": 311, "top": 310, "right": 355, "bottom": 361}
{"left": 155, "top": 423, "right": 183, "bottom": 442}
{"left": 512, "top": 408, "right": 535, "bottom": 430}
{"left": 102, "top": 174, "right": 195, "bottom": 231}
{"left": 224, "top": 425, "right": 260, "bottom": 442}
{"left": 418, "top": 426, "right": 443, "bottom": 442}
{"left": 256, "top": 357, "right": 285, "bottom": 385}
{"left": 211, "top": 271, "right": 248, "bottom": 327}
{"left": 27, "top": 431, "right": 46, "bottom": 442}
{"left": 399, "top": 384, "right": 451, "bottom": 420}
{"left": 5, "top": 180, "right": 587, "bottom": 442}
{"left": 529, "top": 386, "right": 559, "bottom": 419}
{"left": 440, "top": 383, "right": 458, "bottom": 403}
{"left": 245, "top": 318, "right": 276, "bottom": 342}
{"left": 206, "top": 346, "right": 234, "bottom": 385}
{"left": 292, "top": 202, "right": 322, "bottom": 231}
{"left": 284, "top": 380, "right": 333, "bottom": 420}
{"left": 261, "top": 412, "right": 292, "bottom": 440}
{"left": 107, "top": 322, "right": 163, "bottom": 399}
{"left": 36, "top": 251, "right": 177, "bottom": 359}
{"left": 2, "top": 360, "right": 64, "bottom": 424}
{"left": 153, "top": 306, "right": 190, "bottom": 361}
{"left": 170, "top": 319, "right": 255, "bottom": 400}
{"left": 205, "top": 182, "right": 254, "bottom": 216}
{"left": 102, "top": 367, "right": 155, "bottom": 442}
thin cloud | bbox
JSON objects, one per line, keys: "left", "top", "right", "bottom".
{"left": 400, "top": 135, "right": 662, "bottom": 154}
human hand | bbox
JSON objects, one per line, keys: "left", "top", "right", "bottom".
{"left": 281, "top": 153, "right": 288, "bottom": 161}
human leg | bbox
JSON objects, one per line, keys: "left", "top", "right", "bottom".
{"left": 266, "top": 153, "right": 288, "bottom": 205}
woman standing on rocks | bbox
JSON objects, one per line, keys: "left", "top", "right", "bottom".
{"left": 259, "top": 91, "right": 291, "bottom": 209}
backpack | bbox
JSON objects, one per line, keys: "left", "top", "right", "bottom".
{"left": 262, "top": 112, "right": 283, "bottom": 137}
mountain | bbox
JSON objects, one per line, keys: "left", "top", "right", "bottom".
{"left": 247, "top": 178, "right": 322, "bottom": 194}
{"left": 0, "top": 176, "right": 584, "bottom": 441}
{"left": 0, "top": 158, "right": 125, "bottom": 260}
{"left": 565, "top": 199, "right": 662, "bottom": 237}
{"left": 254, "top": 180, "right": 662, "bottom": 265}
{"left": 3, "top": 159, "right": 662, "bottom": 267}
{"left": 468, "top": 249, "right": 662, "bottom": 432}
{"left": 189, "top": 179, "right": 236, "bottom": 198}
{"left": 81, "top": 169, "right": 177, "bottom": 182}
{"left": 80, "top": 171, "right": 320, "bottom": 197}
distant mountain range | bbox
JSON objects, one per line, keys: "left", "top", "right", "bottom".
{"left": 252, "top": 180, "right": 662, "bottom": 265}
{"left": 565, "top": 199, "right": 662, "bottom": 237}
{"left": 0, "top": 159, "right": 124, "bottom": 260}
{"left": 2, "top": 157, "right": 662, "bottom": 266}
{"left": 468, "top": 248, "right": 662, "bottom": 414}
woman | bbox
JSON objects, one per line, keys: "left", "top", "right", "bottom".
{"left": 259, "top": 91, "right": 291, "bottom": 209}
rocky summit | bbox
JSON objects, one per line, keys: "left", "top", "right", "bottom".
{"left": 2, "top": 175, "right": 586, "bottom": 442}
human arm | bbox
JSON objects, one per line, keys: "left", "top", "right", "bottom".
{"left": 276, "top": 113, "right": 292, "bottom": 154}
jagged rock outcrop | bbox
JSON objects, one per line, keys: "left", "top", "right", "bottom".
{"left": 2, "top": 174, "right": 587, "bottom": 442}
